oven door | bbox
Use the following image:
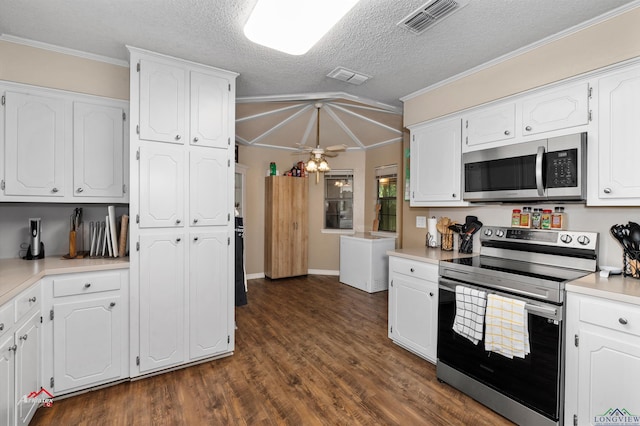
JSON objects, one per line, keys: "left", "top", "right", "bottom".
{"left": 437, "top": 277, "right": 563, "bottom": 422}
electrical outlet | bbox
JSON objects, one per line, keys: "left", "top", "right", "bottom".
{"left": 416, "top": 216, "right": 427, "bottom": 228}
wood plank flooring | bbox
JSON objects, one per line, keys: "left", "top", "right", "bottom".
{"left": 31, "top": 275, "right": 514, "bottom": 425}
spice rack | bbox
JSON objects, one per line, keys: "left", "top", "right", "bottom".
{"left": 511, "top": 206, "right": 566, "bottom": 230}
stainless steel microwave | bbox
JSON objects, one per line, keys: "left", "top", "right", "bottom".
{"left": 462, "top": 133, "right": 586, "bottom": 202}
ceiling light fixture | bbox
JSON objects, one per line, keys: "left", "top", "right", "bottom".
{"left": 307, "top": 103, "right": 331, "bottom": 183}
{"left": 243, "top": 0, "right": 360, "bottom": 55}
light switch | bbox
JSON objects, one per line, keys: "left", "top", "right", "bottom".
{"left": 416, "top": 216, "right": 427, "bottom": 228}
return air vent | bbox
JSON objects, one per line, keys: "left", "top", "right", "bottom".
{"left": 327, "top": 67, "right": 371, "bottom": 85}
{"left": 398, "top": 0, "right": 469, "bottom": 35}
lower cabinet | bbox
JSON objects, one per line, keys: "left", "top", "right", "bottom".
{"left": 42, "top": 269, "right": 129, "bottom": 396}
{"left": 0, "top": 281, "right": 42, "bottom": 426}
{"left": 388, "top": 256, "right": 438, "bottom": 363}
{"left": 565, "top": 292, "right": 640, "bottom": 425}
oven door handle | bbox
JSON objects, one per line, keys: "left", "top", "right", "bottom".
{"left": 524, "top": 303, "right": 557, "bottom": 317}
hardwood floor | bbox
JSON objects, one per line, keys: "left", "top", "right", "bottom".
{"left": 31, "top": 275, "right": 514, "bottom": 425}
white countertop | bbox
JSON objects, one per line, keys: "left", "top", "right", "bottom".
{"left": 566, "top": 273, "right": 640, "bottom": 306}
{"left": 0, "top": 257, "right": 129, "bottom": 305}
{"left": 387, "top": 247, "right": 475, "bottom": 265}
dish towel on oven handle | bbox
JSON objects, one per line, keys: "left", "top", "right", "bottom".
{"left": 453, "top": 286, "right": 487, "bottom": 345}
{"left": 484, "top": 294, "right": 530, "bottom": 359}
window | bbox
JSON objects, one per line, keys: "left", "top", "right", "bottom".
{"left": 324, "top": 171, "right": 353, "bottom": 230}
{"left": 376, "top": 165, "right": 397, "bottom": 233}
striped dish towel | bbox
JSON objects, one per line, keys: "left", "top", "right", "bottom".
{"left": 453, "top": 286, "right": 487, "bottom": 345}
{"left": 484, "top": 294, "right": 530, "bottom": 359}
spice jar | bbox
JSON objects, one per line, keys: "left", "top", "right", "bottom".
{"left": 531, "top": 208, "right": 542, "bottom": 229}
{"left": 541, "top": 209, "right": 553, "bottom": 230}
{"left": 520, "top": 207, "right": 531, "bottom": 228}
{"left": 511, "top": 209, "right": 521, "bottom": 227}
{"left": 551, "top": 207, "right": 565, "bottom": 230}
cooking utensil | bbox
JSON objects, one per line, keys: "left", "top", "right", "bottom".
{"left": 459, "top": 220, "right": 483, "bottom": 254}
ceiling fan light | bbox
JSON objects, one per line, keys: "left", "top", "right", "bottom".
{"left": 306, "top": 158, "right": 318, "bottom": 172}
{"left": 318, "top": 158, "right": 331, "bottom": 172}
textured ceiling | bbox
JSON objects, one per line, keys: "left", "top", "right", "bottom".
{"left": 0, "top": 0, "right": 636, "bottom": 150}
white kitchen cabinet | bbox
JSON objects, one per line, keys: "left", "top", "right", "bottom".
{"left": 41, "top": 269, "right": 129, "bottom": 396}
{"left": 462, "top": 101, "right": 515, "bottom": 151}
{"left": 3, "top": 90, "right": 67, "bottom": 198}
{"left": 129, "top": 46, "right": 237, "bottom": 378}
{"left": 409, "top": 117, "right": 467, "bottom": 206}
{"left": 388, "top": 256, "right": 438, "bottom": 363}
{"left": 138, "top": 144, "right": 185, "bottom": 228}
{"left": 565, "top": 292, "right": 640, "bottom": 426}
{"left": 592, "top": 63, "right": 640, "bottom": 204}
{"left": 14, "top": 311, "right": 41, "bottom": 426}
{"left": 339, "top": 234, "right": 396, "bottom": 293}
{"left": 139, "top": 59, "right": 186, "bottom": 144}
{"left": 190, "top": 70, "right": 230, "bottom": 148}
{"left": 73, "top": 101, "right": 126, "bottom": 199}
{"left": 189, "top": 230, "right": 229, "bottom": 360}
{"left": 189, "top": 149, "right": 228, "bottom": 227}
{"left": 138, "top": 232, "right": 186, "bottom": 373}
{"left": 521, "top": 82, "right": 590, "bottom": 136}
{"left": 0, "top": 332, "right": 13, "bottom": 426}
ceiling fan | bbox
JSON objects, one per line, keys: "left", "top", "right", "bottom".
{"left": 294, "top": 103, "right": 346, "bottom": 181}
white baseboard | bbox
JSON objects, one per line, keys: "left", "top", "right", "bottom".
{"left": 246, "top": 270, "right": 339, "bottom": 280}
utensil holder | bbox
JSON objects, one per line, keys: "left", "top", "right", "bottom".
{"left": 623, "top": 251, "right": 640, "bottom": 279}
{"left": 441, "top": 233, "right": 453, "bottom": 251}
{"left": 459, "top": 234, "right": 473, "bottom": 254}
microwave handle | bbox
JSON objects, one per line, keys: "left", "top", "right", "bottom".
{"left": 536, "top": 145, "right": 545, "bottom": 197}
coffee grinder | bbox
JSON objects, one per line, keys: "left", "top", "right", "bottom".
{"left": 26, "top": 218, "right": 45, "bottom": 260}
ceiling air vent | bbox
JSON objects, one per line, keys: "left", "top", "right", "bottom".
{"left": 327, "top": 67, "right": 371, "bottom": 86}
{"left": 398, "top": 0, "right": 469, "bottom": 35}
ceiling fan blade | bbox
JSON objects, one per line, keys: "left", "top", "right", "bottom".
{"left": 324, "top": 152, "right": 338, "bottom": 157}
{"left": 325, "top": 144, "right": 347, "bottom": 152}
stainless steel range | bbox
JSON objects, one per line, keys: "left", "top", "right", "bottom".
{"left": 437, "top": 226, "right": 598, "bottom": 426}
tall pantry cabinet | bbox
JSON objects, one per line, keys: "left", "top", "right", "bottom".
{"left": 127, "top": 47, "right": 238, "bottom": 377}
{"left": 264, "top": 176, "right": 308, "bottom": 279}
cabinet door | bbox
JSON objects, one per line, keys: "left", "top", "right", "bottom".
{"left": 388, "top": 273, "right": 437, "bottom": 362}
{"left": 189, "top": 231, "right": 229, "bottom": 360}
{"left": 463, "top": 102, "right": 515, "bottom": 150}
{"left": 290, "top": 178, "right": 308, "bottom": 277}
{"left": 189, "top": 150, "right": 227, "bottom": 227}
{"left": 0, "top": 334, "right": 14, "bottom": 426}
{"left": 14, "top": 311, "right": 40, "bottom": 426}
{"left": 410, "top": 118, "right": 463, "bottom": 205}
{"left": 597, "top": 65, "right": 640, "bottom": 200}
{"left": 576, "top": 327, "right": 640, "bottom": 424}
{"left": 73, "top": 102, "right": 125, "bottom": 198}
{"left": 190, "top": 71, "right": 229, "bottom": 148}
{"left": 521, "top": 82, "right": 589, "bottom": 136}
{"left": 53, "top": 296, "right": 122, "bottom": 393}
{"left": 139, "top": 59, "right": 186, "bottom": 144}
{"left": 139, "top": 233, "right": 185, "bottom": 373}
{"left": 4, "top": 91, "right": 66, "bottom": 197}
{"left": 139, "top": 145, "right": 185, "bottom": 228}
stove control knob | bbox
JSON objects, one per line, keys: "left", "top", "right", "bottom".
{"left": 484, "top": 229, "right": 493, "bottom": 237}
{"left": 560, "top": 234, "right": 573, "bottom": 244}
{"left": 496, "top": 229, "right": 505, "bottom": 238}
{"left": 577, "top": 235, "right": 591, "bottom": 246}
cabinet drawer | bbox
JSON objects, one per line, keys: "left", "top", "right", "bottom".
{"left": 580, "top": 296, "right": 640, "bottom": 337}
{"left": 53, "top": 271, "right": 121, "bottom": 297}
{"left": 390, "top": 257, "right": 438, "bottom": 281}
{"left": 14, "top": 283, "right": 41, "bottom": 323}
{"left": 0, "top": 302, "right": 14, "bottom": 336}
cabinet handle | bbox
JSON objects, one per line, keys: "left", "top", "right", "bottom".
{"left": 110, "top": 302, "right": 116, "bottom": 308}
{"left": 193, "top": 137, "right": 199, "bottom": 143}
{"left": 193, "top": 218, "right": 199, "bottom": 224}
{"left": 194, "top": 237, "right": 199, "bottom": 241}
{"left": 603, "top": 188, "right": 612, "bottom": 194}
{"left": 51, "top": 187, "right": 59, "bottom": 193}
{"left": 452, "top": 193, "right": 456, "bottom": 198}
{"left": 176, "top": 238, "right": 181, "bottom": 242}
{"left": 525, "top": 126, "right": 532, "bottom": 131}
{"left": 0, "top": 323, "right": 4, "bottom": 331}
{"left": 175, "top": 134, "right": 181, "bottom": 140}
{"left": 429, "top": 292, "right": 434, "bottom": 297}
{"left": 619, "top": 317, "right": 628, "bottom": 325}
{"left": 28, "top": 296, "right": 37, "bottom": 303}
{"left": 8, "top": 345, "right": 17, "bottom": 352}
{"left": 504, "top": 130, "right": 510, "bottom": 135}
{"left": 84, "top": 283, "right": 91, "bottom": 288}
{"left": 410, "top": 268, "right": 415, "bottom": 273}
{"left": 20, "top": 334, "right": 28, "bottom": 341}
{"left": 76, "top": 187, "right": 84, "bottom": 193}
{"left": 176, "top": 219, "right": 182, "bottom": 224}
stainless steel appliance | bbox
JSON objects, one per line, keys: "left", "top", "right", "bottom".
{"left": 26, "top": 217, "right": 45, "bottom": 260}
{"left": 463, "top": 133, "right": 586, "bottom": 202}
{"left": 438, "top": 226, "right": 598, "bottom": 426}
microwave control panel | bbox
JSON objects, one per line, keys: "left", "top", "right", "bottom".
{"left": 546, "top": 148, "right": 577, "bottom": 188}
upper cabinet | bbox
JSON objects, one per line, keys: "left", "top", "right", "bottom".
{"left": 521, "top": 82, "right": 590, "bottom": 136}
{"left": 590, "top": 63, "right": 640, "bottom": 205}
{"left": 1, "top": 84, "right": 129, "bottom": 203}
{"left": 189, "top": 70, "right": 230, "bottom": 149}
{"left": 409, "top": 117, "right": 467, "bottom": 206}
{"left": 463, "top": 101, "right": 515, "bottom": 151}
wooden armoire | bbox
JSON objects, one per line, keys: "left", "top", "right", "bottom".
{"left": 264, "top": 176, "right": 308, "bottom": 278}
